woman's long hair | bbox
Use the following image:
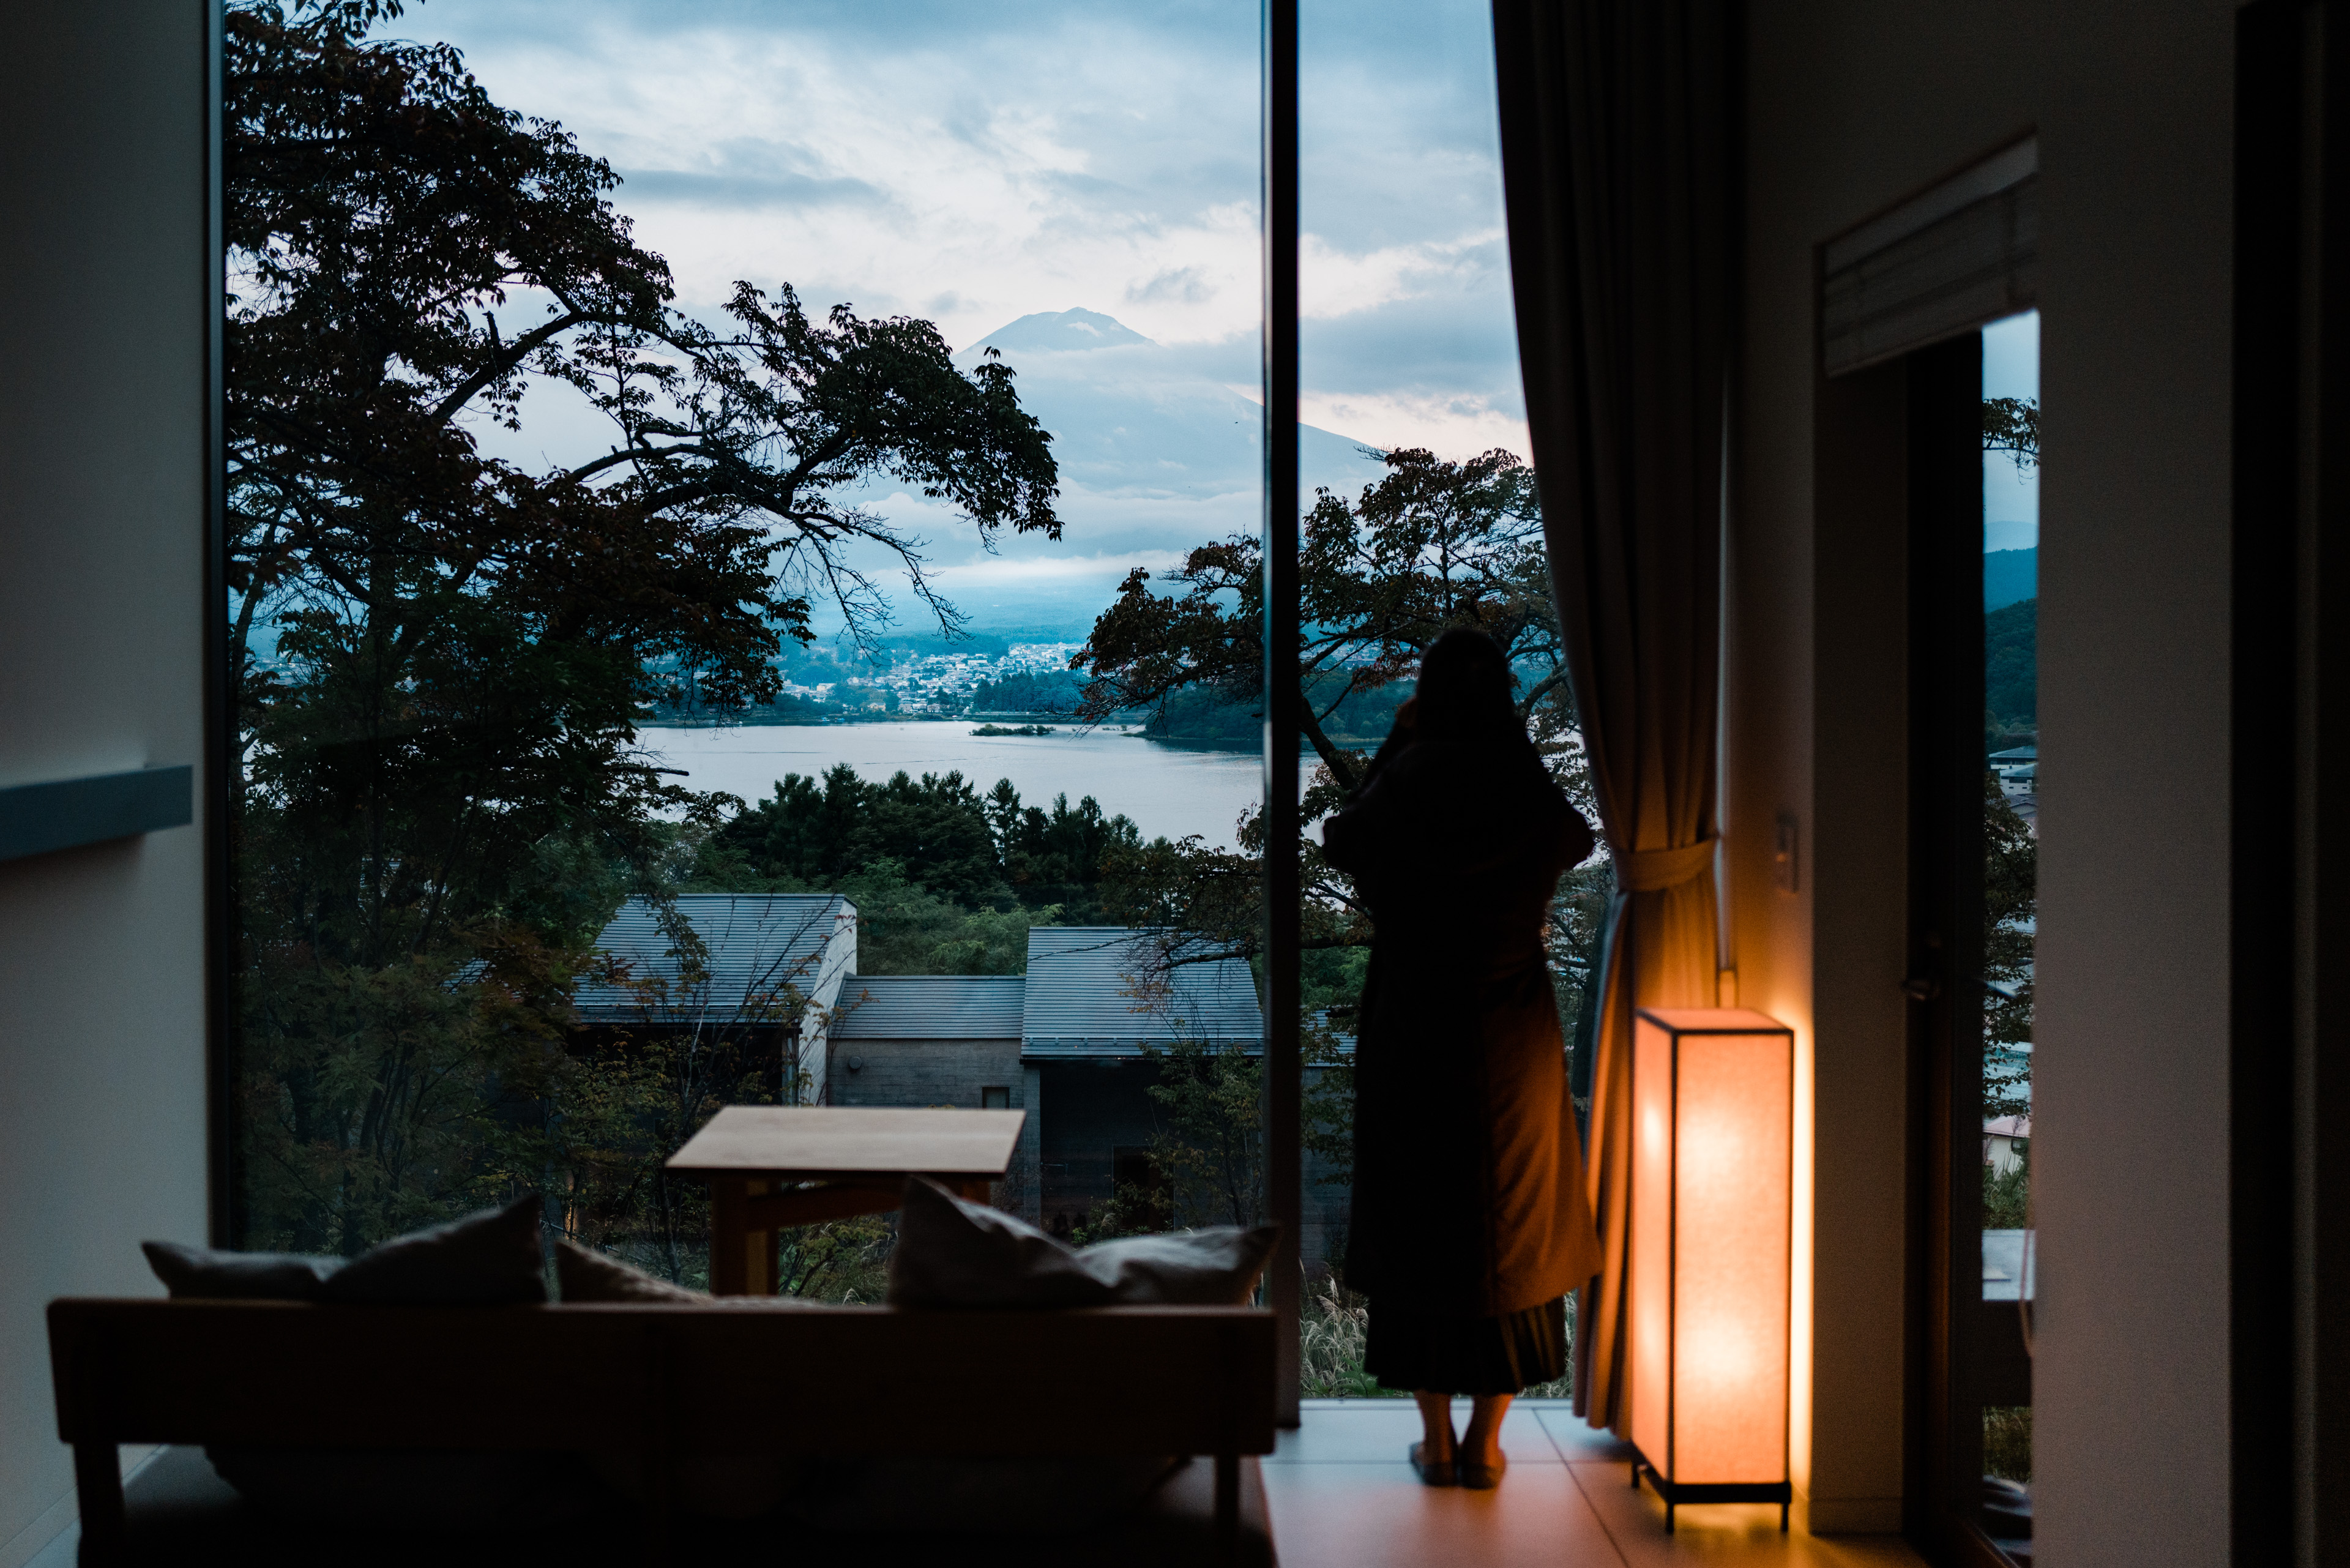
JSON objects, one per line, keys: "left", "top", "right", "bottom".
{"left": 1367, "top": 627, "right": 1536, "bottom": 781}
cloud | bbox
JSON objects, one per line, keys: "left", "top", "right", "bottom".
{"left": 394, "top": 0, "right": 1524, "bottom": 625}
{"left": 930, "top": 549, "right": 1190, "bottom": 587}
{"left": 1296, "top": 390, "right": 1529, "bottom": 463}
{"left": 1127, "top": 266, "right": 1218, "bottom": 307}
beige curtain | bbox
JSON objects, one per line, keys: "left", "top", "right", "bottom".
{"left": 1491, "top": 0, "right": 1732, "bottom": 1434}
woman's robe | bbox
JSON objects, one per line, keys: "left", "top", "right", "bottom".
{"left": 1322, "top": 733, "right": 1603, "bottom": 1318}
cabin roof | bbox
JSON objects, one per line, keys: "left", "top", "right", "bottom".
{"left": 830, "top": 975, "right": 1026, "bottom": 1039}
{"left": 576, "top": 894, "right": 849, "bottom": 1026}
{"left": 1020, "top": 927, "right": 1263, "bottom": 1058}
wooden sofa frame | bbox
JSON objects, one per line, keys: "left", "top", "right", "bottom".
{"left": 50, "top": 1298, "right": 1277, "bottom": 1564}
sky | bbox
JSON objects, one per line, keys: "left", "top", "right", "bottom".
{"left": 394, "top": 0, "right": 1526, "bottom": 637}
{"left": 1983, "top": 310, "right": 2040, "bottom": 554}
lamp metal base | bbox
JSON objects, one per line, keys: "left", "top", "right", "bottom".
{"left": 1628, "top": 1450, "right": 1792, "bottom": 1534}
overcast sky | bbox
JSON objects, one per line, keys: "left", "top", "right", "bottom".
{"left": 401, "top": 0, "right": 1528, "bottom": 460}
{"left": 1983, "top": 310, "right": 2039, "bottom": 553}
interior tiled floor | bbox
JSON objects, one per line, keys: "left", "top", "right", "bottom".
{"left": 21, "top": 1413, "right": 1931, "bottom": 1567}
{"left": 1264, "top": 1400, "right": 1928, "bottom": 1568}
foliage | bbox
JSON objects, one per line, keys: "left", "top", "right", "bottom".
{"left": 1299, "top": 1277, "right": 1389, "bottom": 1398}
{"left": 1138, "top": 678, "right": 1408, "bottom": 746}
{"left": 969, "top": 667, "right": 1086, "bottom": 714}
{"left": 1985, "top": 775, "right": 2038, "bottom": 1119}
{"left": 1297, "top": 1276, "right": 1573, "bottom": 1400}
{"left": 1076, "top": 447, "right": 1563, "bottom": 792}
{"left": 228, "top": 2, "right": 1059, "bottom": 1252}
{"left": 821, "top": 861, "right": 1048, "bottom": 977}
{"left": 1982, "top": 397, "right": 2040, "bottom": 466}
{"left": 1983, "top": 1145, "right": 2031, "bottom": 1229}
{"left": 697, "top": 765, "right": 1143, "bottom": 922}
{"left": 1138, "top": 1038, "right": 1267, "bottom": 1230}
{"left": 777, "top": 1214, "right": 897, "bottom": 1302}
{"left": 1983, "top": 1406, "right": 2034, "bottom": 1484}
{"left": 1986, "top": 598, "right": 2037, "bottom": 729}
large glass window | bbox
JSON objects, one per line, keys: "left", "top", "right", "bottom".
{"left": 223, "top": 0, "right": 1260, "bottom": 1288}
{"left": 1975, "top": 309, "right": 2039, "bottom": 1562}
{"left": 224, "top": 6, "right": 1575, "bottom": 1411}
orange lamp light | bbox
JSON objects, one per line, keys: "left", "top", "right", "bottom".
{"left": 1629, "top": 1007, "right": 1794, "bottom": 1533}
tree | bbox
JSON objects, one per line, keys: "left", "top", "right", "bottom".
{"left": 698, "top": 767, "right": 1143, "bottom": 921}
{"left": 228, "top": 1, "right": 1061, "bottom": 1252}
{"left": 1984, "top": 775, "right": 2037, "bottom": 1119}
{"left": 1077, "top": 447, "right": 1561, "bottom": 794}
{"left": 1077, "top": 447, "right": 1606, "bottom": 1023}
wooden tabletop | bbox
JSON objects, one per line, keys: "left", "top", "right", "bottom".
{"left": 665, "top": 1105, "right": 1025, "bottom": 1179}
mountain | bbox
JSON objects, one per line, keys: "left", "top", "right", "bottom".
{"left": 968, "top": 308, "right": 1151, "bottom": 354}
{"left": 1985, "top": 546, "right": 2036, "bottom": 611}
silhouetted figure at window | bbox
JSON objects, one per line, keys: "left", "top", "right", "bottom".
{"left": 1321, "top": 627, "right": 1601, "bottom": 1489}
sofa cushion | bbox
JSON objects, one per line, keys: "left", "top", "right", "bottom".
{"left": 141, "top": 1198, "right": 545, "bottom": 1307}
{"left": 140, "top": 1243, "right": 340, "bottom": 1301}
{"left": 886, "top": 1178, "right": 1278, "bottom": 1309}
{"left": 554, "top": 1240, "right": 705, "bottom": 1304}
{"left": 316, "top": 1197, "right": 547, "bottom": 1305}
{"left": 140, "top": 1198, "right": 554, "bottom": 1526}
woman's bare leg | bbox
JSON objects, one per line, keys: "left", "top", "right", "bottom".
{"left": 1459, "top": 1394, "right": 1512, "bottom": 1468}
{"left": 1413, "top": 1391, "right": 1457, "bottom": 1462}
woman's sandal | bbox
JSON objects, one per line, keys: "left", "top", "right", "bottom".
{"left": 1457, "top": 1453, "right": 1508, "bottom": 1490}
{"left": 1408, "top": 1442, "right": 1456, "bottom": 1486}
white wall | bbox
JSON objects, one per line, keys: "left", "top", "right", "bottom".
{"left": 0, "top": 4, "right": 212, "bottom": 1562}
{"left": 1735, "top": 1, "right": 2238, "bottom": 1555}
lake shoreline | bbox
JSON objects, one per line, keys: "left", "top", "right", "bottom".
{"left": 638, "top": 720, "right": 1305, "bottom": 848}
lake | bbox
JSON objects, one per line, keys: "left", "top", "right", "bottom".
{"left": 640, "top": 722, "right": 1302, "bottom": 849}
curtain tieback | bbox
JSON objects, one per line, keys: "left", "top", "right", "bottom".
{"left": 1613, "top": 838, "right": 1718, "bottom": 893}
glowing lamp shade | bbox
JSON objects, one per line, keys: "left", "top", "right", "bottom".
{"left": 1628, "top": 1007, "right": 1794, "bottom": 1531}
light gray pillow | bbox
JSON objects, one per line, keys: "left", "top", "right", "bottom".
{"left": 887, "top": 1176, "right": 1278, "bottom": 1309}
{"left": 553, "top": 1239, "right": 833, "bottom": 1311}
{"left": 143, "top": 1197, "right": 561, "bottom": 1525}
{"left": 316, "top": 1196, "right": 546, "bottom": 1305}
{"left": 140, "top": 1242, "right": 340, "bottom": 1301}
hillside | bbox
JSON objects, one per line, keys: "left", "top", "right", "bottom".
{"left": 1986, "top": 596, "right": 2037, "bottom": 726}
{"left": 1986, "top": 547, "right": 2036, "bottom": 611}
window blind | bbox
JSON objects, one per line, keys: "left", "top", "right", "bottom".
{"left": 1822, "top": 136, "right": 2037, "bottom": 376}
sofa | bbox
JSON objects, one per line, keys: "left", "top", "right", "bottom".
{"left": 49, "top": 1295, "right": 1277, "bottom": 1566}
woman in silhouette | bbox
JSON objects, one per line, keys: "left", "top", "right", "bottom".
{"left": 1321, "top": 627, "right": 1601, "bottom": 1490}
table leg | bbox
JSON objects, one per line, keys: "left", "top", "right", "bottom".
{"left": 952, "top": 1176, "right": 994, "bottom": 1204}
{"left": 710, "top": 1175, "right": 748, "bottom": 1296}
{"left": 744, "top": 1176, "right": 776, "bottom": 1295}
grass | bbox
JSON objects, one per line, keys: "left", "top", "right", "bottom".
{"left": 1983, "top": 1405, "right": 2032, "bottom": 1482}
{"left": 1297, "top": 1276, "right": 1575, "bottom": 1401}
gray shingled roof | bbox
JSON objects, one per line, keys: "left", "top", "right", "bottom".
{"left": 576, "top": 894, "right": 849, "bottom": 1026}
{"left": 1021, "top": 927, "right": 1263, "bottom": 1057}
{"left": 830, "top": 976, "right": 1026, "bottom": 1039}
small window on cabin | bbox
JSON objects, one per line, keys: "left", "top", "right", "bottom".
{"left": 981, "top": 1086, "right": 1011, "bottom": 1111}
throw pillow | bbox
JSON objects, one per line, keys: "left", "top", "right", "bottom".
{"left": 553, "top": 1239, "right": 832, "bottom": 1311}
{"left": 140, "top": 1242, "right": 340, "bottom": 1301}
{"left": 142, "top": 1197, "right": 567, "bottom": 1527}
{"left": 316, "top": 1195, "right": 547, "bottom": 1305}
{"left": 887, "top": 1177, "right": 1278, "bottom": 1309}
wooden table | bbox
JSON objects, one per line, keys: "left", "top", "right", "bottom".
{"left": 666, "top": 1105, "right": 1026, "bottom": 1295}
